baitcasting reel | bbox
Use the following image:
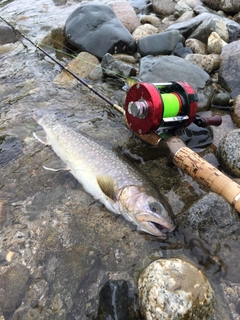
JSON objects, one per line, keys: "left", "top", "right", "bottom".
{"left": 125, "top": 81, "right": 222, "bottom": 135}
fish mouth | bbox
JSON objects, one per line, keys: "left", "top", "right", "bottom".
{"left": 136, "top": 213, "right": 176, "bottom": 238}
{"left": 147, "top": 221, "right": 174, "bottom": 238}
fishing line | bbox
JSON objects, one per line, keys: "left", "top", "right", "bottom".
{"left": 0, "top": 15, "right": 125, "bottom": 115}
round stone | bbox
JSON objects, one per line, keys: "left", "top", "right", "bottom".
{"left": 138, "top": 258, "right": 214, "bottom": 320}
{"left": 218, "top": 129, "right": 240, "bottom": 177}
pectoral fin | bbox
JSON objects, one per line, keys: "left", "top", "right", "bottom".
{"left": 96, "top": 175, "right": 116, "bottom": 202}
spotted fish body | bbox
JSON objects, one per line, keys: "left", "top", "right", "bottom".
{"left": 33, "top": 110, "right": 175, "bottom": 238}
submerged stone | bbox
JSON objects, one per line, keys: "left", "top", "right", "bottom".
{"left": 138, "top": 258, "right": 214, "bottom": 320}
{"left": 95, "top": 280, "right": 142, "bottom": 320}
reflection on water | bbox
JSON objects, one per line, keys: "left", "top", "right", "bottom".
{"left": 1, "top": 0, "right": 240, "bottom": 319}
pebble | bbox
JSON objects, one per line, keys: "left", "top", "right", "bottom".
{"left": 207, "top": 31, "right": 227, "bottom": 54}
{"left": 138, "top": 258, "right": 214, "bottom": 320}
{"left": 185, "top": 38, "right": 207, "bottom": 54}
{"left": 185, "top": 53, "right": 221, "bottom": 74}
{"left": 132, "top": 23, "right": 159, "bottom": 42}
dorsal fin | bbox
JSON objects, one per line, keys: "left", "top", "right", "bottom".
{"left": 96, "top": 175, "right": 116, "bottom": 202}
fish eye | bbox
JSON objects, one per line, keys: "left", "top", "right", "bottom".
{"left": 149, "top": 202, "right": 162, "bottom": 213}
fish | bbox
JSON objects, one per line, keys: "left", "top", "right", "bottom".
{"left": 32, "top": 110, "right": 176, "bottom": 238}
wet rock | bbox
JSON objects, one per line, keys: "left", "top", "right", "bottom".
{"left": 0, "top": 23, "right": 20, "bottom": 45}
{"left": 177, "top": 192, "right": 236, "bottom": 235}
{"left": 0, "top": 264, "right": 30, "bottom": 313}
{"left": 53, "top": 52, "right": 100, "bottom": 87}
{"left": 132, "top": 24, "right": 158, "bottom": 42}
{"left": 218, "top": 52, "right": 240, "bottom": 93}
{"left": 138, "top": 55, "right": 213, "bottom": 109}
{"left": 106, "top": 0, "right": 140, "bottom": 33}
{"left": 138, "top": 258, "right": 214, "bottom": 320}
{"left": 0, "top": 135, "right": 22, "bottom": 166}
{"left": 202, "top": 0, "right": 240, "bottom": 14}
{"left": 185, "top": 53, "right": 221, "bottom": 74}
{"left": 152, "top": 0, "right": 176, "bottom": 15}
{"left": 65, "top": 3, "right": 136, "bottom": 59}
{"left": 232, "top": 95, "right": 240, "bottom": 128}
{"left": 137, "top": 30, "right": 183, "bottom": 56}
{"left": 220, "top": 40, "right": 240, "bottom": 60}
{"left": 218, "top": 129, "right": 240, "bottom": 177}
{"left": 95, "top": 280, "right": 142, "bottom": 320}
{"left": 185, "top": 38, "right": 207, "bottom": 54}
{"left": 211, "top": 91, "right": 231, "bottom": 108}
{"left": 207, "top": 31, "right": 227, "bottom": 54}
{"left": 101, "top": 53, "right": 137, "bottom": 78}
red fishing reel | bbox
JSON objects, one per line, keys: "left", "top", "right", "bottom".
{"left": 125, "top": 81, "right": 222, "bottom": 134}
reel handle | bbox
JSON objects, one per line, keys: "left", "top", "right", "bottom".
{"left": 193, "top": 114, "right": 222, "bottom": 127}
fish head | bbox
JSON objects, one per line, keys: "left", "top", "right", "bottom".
{"left": 118, "top": 186, "right": 176, "bottom": 238}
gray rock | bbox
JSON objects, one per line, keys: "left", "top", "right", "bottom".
{"left": 173, "top": 42, "right": 193, "bottom": 58}
{"left": 189, "top": 15, "right": 229, "bottom": 44}
{"left": 178, "top": 192, "right": 236, "bottom": 234}
{"left": 101, "top": 53, "right": 138, "bottom": 78}
{"left": 220, "top": 40, "right": 240, "bottom": 60}
{"left": 64, "top": 3, "right": 136, "bottom": 59}
{"left": 138, "top": 55, "right": 212, "bottom": 109}
{"left": 218, "top": 129, "right": 240, "bottom": 177}
{"left": 166, "top": 13, "right": 240, "bottom": 43}
{"left": 202, "top": 0, "right": 240, "bottom": 14}
{"left": 137, "top": 30, "right": 183, "bottom": 56}
{"left": 218, "top": 52, "right": 240, "bottom": 93}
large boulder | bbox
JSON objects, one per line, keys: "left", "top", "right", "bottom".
{"left": 64, "top": 3, "right": 136, "bottom": 60}
{"left": 138, "top": 55, "right": 213, "bottom": 110}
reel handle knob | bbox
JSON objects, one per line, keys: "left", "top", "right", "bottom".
{"left": 193, "top": 114, "right": 222, "bottom": 127}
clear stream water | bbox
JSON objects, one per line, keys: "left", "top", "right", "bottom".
{"left": 0, "top": 0, "right": 240, "bottom": 319}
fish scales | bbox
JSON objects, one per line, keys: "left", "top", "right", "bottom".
{"left": 33, "top": 110, "right": 175, "bottom": 238}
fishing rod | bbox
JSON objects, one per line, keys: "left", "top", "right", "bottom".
{"left": 0, "top": 15, "right": 125, "bottom": 115}
{"left": 1, "top": 16, "right": 240, "bottom": 212}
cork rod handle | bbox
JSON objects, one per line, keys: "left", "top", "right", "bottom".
{"left": 173, "top": 146, "right": 240, "bottom": 212}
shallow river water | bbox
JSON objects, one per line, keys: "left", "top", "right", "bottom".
{"left": 1, "top": 0, "right": 240, "bottom": 319}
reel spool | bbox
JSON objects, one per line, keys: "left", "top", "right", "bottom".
{"left": 125, "top": 81, "right": 215, "bottom": 135}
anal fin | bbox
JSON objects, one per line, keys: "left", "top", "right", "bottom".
{"left": 43, "top": 159, "right": 70, "bottom": 172}
{"left": 33, "top": 131, "right": 49, "bottom": 145}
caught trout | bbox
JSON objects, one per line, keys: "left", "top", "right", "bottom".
{"left": 33, "top": 110, "right": 175, "bottom": 238}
